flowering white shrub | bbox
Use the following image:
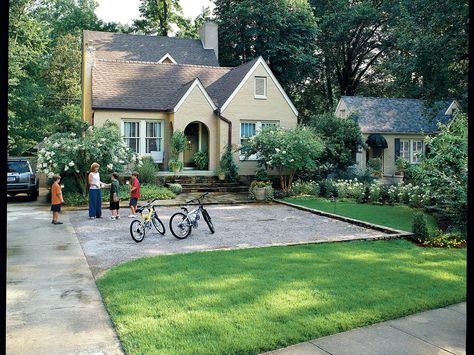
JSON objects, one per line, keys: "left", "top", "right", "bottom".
{"left": 333, "top": 178, "right": 365, "bottom": 200}
{"left": 37, "top": 121, "right": 142, "bottom": 195}
{"left": 368, "top": 183, "right": 381, "bottom": 203}
{"left": 291, "top": 179, "right": 319, "bottom": 196}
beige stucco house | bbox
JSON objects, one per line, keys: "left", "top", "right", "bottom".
{"left": 335, "top": 96, "right": 460, "bottom": 177}
{"left": 82, "top": 24, "right": 298, "bottom": 176}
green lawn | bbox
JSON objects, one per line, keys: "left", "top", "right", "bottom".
{"left": 284, "top": 197, "right": 438, "bottom": 233}
{"left": 97, "top": 240, "right": 466, "bottom": 354}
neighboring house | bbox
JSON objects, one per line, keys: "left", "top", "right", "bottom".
{"left": 82, "top": 23, "right": 298, "bottom": 175}
{"left": 335, "top": 96, "right": 460, "bottom": 176}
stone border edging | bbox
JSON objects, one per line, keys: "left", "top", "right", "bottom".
{"left": 275, "top": 199, "right": 413, "bottom": 239}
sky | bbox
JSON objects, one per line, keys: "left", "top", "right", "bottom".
{"left": 95, "top": 0, "right": 215, "bottom": 25}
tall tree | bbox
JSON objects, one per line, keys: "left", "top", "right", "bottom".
{"left": 8, "top": 0, "right": 51, "bottom": 155}
{"left": 175, "top": 6, "right": 212, "bottom": 39}
{"left": 214, "top": 0, "right": 318, "bottom": 94}
{"left": 133, "top": 0, "right": 185, "bottom": 36}
{"left": 309, "top": 0, "right": 393, "bottom": 106}
{"left": 381, "top": 0, "right": 468, "bottom": 107}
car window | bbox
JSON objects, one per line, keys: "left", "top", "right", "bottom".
{"left": 8, "top": 161, "right": 31, "bottom": 174}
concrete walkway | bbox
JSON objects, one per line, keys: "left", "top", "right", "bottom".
{"left": 264, "top": 303, "right": 466, "bottom": 355}
{"left": 6, "top": 202, "right": 123, "bottom": 354}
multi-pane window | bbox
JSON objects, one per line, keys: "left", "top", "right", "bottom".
{"left": 240, "top": 122, "right": 256, "bottom": 147}
{"left": 240, "top": 121, "right": 279, "bottom": 160}
{"left": 255, "top": 77, "right": 267, "bottom": 98}
{"left": 399, "top": 139, "right": 424, "bottom": 164}
{"left": 123, "top": 122, "right": 140, "bottom": 153}
{"left": 261, "top": 122, "right": 277, "bottom": 129}
{"left": 123, "top": 120, "right": 163, "bottom": 155}
{"left": 146, "top": 122, "right": 162, "bottom": 153}
{"left": 400, "top": 140, "right": 410, "bottom": 161}
{"left": 412, "top": 140, "right": 424, "bottom": 163}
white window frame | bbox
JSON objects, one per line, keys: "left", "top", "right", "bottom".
{"left": 145, "top": 121, "right": 164, "bottom": 154}
{"left": 399, "top": 139, "right": 424, "bottom": 164}
{"left": 254, "top": 77, "right": 267, "bottom": 99}
{"left": 400, "top": 140, "right": 410, "bottom": 161}
{"left": 411, "top": 140, "right": 424, "bottom": 164}
{"left": 239, "top": 120, "right": 279, "bottom": 161}
{"left": 123, "top": 121, "right": 140, "bottom": 154}
{"left": 122, "top": 119, "right": 164, "bottom": 155}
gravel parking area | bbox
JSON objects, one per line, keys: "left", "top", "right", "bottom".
{"left": 68, "top": 203, "right": 390, "bottom": 278}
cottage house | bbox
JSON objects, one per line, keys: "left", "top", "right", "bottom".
{"left": 82, "top": 23, "right": 298, "bottom": 175}
{"left": 334, "top": 96, "right": 460, "bottom": 177}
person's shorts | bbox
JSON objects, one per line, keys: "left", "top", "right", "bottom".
{"left": 109, "top": 201, "right": 120, "bottom": 210}
{"left": 129, "top": 198, "right": 138, "bottom": 206}
{"left": 51, "top": 204, "right": 61, "bottom": 212}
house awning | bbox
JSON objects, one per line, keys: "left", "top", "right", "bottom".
{"left": 366, "top": 134, "right": 388, "bottom": 149}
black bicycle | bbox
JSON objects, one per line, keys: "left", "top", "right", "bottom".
{"left": 169, "top": 192, "right": 215, "bottom": 239}
{"left": 129, "top": 199, "right": 166, "bottom": 243}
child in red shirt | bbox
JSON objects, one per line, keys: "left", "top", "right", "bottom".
{"left": 128, "top": 171, "right": 140, "bottom": 218}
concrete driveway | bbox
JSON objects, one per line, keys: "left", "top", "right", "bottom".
{"left": 68, "top": 203, "right": 390, "bottom": 278}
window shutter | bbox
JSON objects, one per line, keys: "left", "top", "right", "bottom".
{"left": 394, "top": 138, "right": 400, "bottom": 162}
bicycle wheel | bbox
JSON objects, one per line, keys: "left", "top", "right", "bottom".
{"left": 169, "top": 212, "right": 192, "bottom": 239}
{"left": 130, "top": 219, "right": 146, "bottom": 243}
{"left": 202, "top": 209, "right": 215, "bottom": 234}
{"left": 151, "top": 213, "right": 166, "bottom": 235}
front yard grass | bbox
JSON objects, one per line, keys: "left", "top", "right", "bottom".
{"left": 283, "top": 197, "right": 438, "bottom": 233}
{"left": 97, "top": 239, "right": 466, "bottom": 354}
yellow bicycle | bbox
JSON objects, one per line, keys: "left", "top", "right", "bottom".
{"left": 129, "top": 199, "right": 166, "bottom": 243}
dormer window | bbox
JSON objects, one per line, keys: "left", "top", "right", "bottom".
{"left": 158, "top": 53, "right": 177, "bottom": 64}
{"left": 255, "top": 77, "right": 267, "bottom": 99}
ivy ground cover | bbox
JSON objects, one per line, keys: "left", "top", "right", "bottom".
{"left": 284, "top": 197, "right": 438, "bottom": 233}
{"left": 97, "top": 240, "right": 465, "bottom": 354}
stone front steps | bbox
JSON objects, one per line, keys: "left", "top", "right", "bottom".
{"left": 168, "top": 176, "right": 249, "bottom": 193}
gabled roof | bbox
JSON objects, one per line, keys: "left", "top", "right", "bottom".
{"left": 92, "top": 60, "right": 231, "bottom": 111}
{"left": 92, "top": 56, "right": 298, "bottom": 115}
{"left": 338, "top": 96, "right": 456, "bottom": 134}
{"left": 83, "top": 30, "right": 219, "bottom": 67}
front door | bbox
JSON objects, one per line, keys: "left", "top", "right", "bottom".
{"left": 183, "top": 123, "right": 199, "bottom": 167}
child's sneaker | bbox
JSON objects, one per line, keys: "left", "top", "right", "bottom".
{"left": 128, "top": 214, "right": 136, "bottom": 218}
{"left": 111, "top": 216, "right": 116, "bottom": 220}
{"left": 116, "top": 215, "right": 121, "bottom": 220}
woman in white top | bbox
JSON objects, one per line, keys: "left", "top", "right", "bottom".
{"left": 88, "top": 162, "right": 110, "bottom": 219}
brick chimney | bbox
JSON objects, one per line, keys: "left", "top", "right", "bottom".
{"left": 199, "top": 22, "right": 218, "bottom": 61}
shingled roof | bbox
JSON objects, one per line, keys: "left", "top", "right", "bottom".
{"left": 92, "top": 59, "right": 260, "bottom": 111}
{"left": 340, "top": 96, "right": 456, "bottom": 134}
{"left": 84, "top": 30, "right": 219, "bottom": 67}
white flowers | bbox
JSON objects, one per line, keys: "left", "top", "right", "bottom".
{"left": 64, "top": 166, "right": 69, "bottom": 171}
{"left": 107, "top": 163, "right": 113, "bottom": 170}
{"left": 47, "top": 172, "right": 54, "bottom": 178}
{"left": 275, "top": 148, "right": 280, "bottom": 152}
{"left": 68, "top": 161, "right": 75, "bottom": 167}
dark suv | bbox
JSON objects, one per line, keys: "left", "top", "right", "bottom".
{"left": 7, "top": 157, "right": 39, "bottom": 200}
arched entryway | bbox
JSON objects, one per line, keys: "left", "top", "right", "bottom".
{"left": 183, "top": 121, "right": 210, "bottom": 170}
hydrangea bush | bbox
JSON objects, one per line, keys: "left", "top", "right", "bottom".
{"left": 37, "top": 121, "right": 142, "bottom": 195}
{"left": 242, "top": 125, "right": 325, "bottom": 192}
